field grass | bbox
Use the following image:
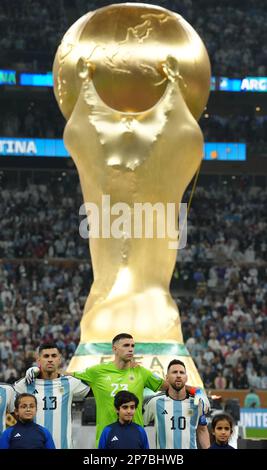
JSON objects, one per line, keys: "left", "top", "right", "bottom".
{"left": 244, "top": 428, "right": 267, "bottom": 439}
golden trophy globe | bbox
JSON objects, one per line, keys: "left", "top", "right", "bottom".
{"left": 53, "top": 3, "right": 211, "bottom": 386}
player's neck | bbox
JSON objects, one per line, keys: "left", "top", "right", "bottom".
{"left": 40, "top": 371, "right": 59, "bottom": 380}
{"left": 168, "top": 386, "right": 186, "bottom": 400}
{"left": 113, "top": 357, "right": 131, "bottom": 370}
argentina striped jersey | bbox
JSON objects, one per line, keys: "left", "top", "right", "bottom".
{"left": 14, "top": 376, "right": 89, "bottom": 448}
{"left": 143, "top": 393, "right": 207, "bottom": 449}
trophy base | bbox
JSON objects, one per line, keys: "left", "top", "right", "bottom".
{"left": 67, "top": 342, "right": 203, "bottom": 388}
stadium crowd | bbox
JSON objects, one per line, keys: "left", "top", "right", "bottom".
{"left": 0, "top": 177, "right": 266, "bottom": 264}
{"left": 0, "top": 101, "right": 64, "bottom": 139}
{"left": 200, "top": 114, "right": 267, "bottom": 145}
{"left": 1, "top": 105, "right": 267, "bottom": 147}
{"left": 0, "top": 0, "right": 266, "bottom": 76}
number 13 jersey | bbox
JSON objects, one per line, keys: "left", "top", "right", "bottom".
{"left": 14, "top": 376, "right": 89, "bottom": 449}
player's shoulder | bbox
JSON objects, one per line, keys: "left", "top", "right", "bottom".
{"left": 60, "top": 374, "right": 78, "bottom": 382}
{"left": 144, "top": 391, "right": 166, "bottom": 405}
{"left": 0, "top": 382, "right": 15, "bottom": 391}
{"left": 182, "top": 392, "right": 195, "bottom": 406}
{"left": 89, "top": 362, "right": 114, "bottom": 372}
{"left": 62, "top": 374, "right": 89, "bottom": 389}
{"left": 138, "top": 365, "right": 153, "bottom": 373}
{"left": 13, "top": 377, "right": 27, "bottom": 388}
{"left": 138, "top": 366, "right": 162, "bottom": 379}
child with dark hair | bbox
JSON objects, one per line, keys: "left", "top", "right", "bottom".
{"left": 209, "top": 413, "right": 235, "bottom": 449}
{"left": 98, "top": 390, "right": 149, "bottom": 449}
{"left": 0, "top": 393, "right": 55, "bottom": 449}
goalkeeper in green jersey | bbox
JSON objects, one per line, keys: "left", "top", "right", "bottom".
{"left": 73, "top": 333, "right": 165, "bottom": 447}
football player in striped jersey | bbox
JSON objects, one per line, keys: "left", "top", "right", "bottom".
{"left": 143, "top": 359, "right": 210, "bottom": 449}
{"left": 14, "top": 343, "right": 90, "bottom": 448}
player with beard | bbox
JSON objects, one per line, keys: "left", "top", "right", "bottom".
{"left": 14, "top": 343, "right": 89, "bottom": 448}
{"left": 143, "top": 359, "right": 210, "bottom": 449}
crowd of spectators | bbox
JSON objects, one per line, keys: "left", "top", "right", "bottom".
{"left": 1, "top": 103, "right": 267, "bottom": 148}
{"left": 0, "top": 260, "right": 91, "bottom": 382}
{"left": 0, "top": 0, "right": 67, "bottom": 71}
{"left": 0, "top": 176, "right": 266, "bottom": 266}
{"left": 178, "top": 183, "right": 267, "bottom": 265}
{"left": 0, "top": 101, "right": 64, "bottom": 139}
{"left": 200, "top": 114, "right": 267, "bottom": 145}
{"left": 0, "top": 174, "right": 88, "bottom": 260}
{"left": 0, "top": 175, "right": 266, "bottom": 389}
{"left": 1, "top": 0, "right": 266, "bottom": 76}
{"left": 178, "top": 266, "right": 267, "bottom": 390}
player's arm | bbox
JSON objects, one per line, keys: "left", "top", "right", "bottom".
{"left": 197, "top": 424, "right": 210, "bottom": 449}
{"left": 23, "top": 366, "right": 73, "bottom": 382}
{"left": 159, "top": 379, "right": 169, "bottom": 392}
{"left": 24, "top": 366, "right": 41, "bottom": 384}
{"left": 6, "top": 384, "right": 16, "bottom": 413}
{"left": 143, "top": 397, "right": 155, "bottom": 426}
{"left": 62, "top": 370, "right": 74, "bottom": 376}
{"left": 70, "top": 368, "right": 92, "bottom": 385}
{"left": 71, "top": 376, "right": 91, "bottom": 400}
{"left": 24, "top": 366, "right": 85, "bottom": 383}
{"left": 187, "top": 386, "right": 210, "bottom": 414}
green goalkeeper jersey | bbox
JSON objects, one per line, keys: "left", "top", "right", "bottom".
{"left": 74, "top": 362, "right": 163, "bottom": 447}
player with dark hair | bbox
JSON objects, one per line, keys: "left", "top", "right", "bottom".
{"left": 14, "top": 343, "right": 89, "bottom": 448}
{"left": 143, "top": 359, "right": 210, "bottom": 449}
{"left": 71, "top": 333, "right": 165, "bottom": 447}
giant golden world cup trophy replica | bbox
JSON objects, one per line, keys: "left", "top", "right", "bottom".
{"left": 53, "top": 3, "right": 210, "bottom": 386}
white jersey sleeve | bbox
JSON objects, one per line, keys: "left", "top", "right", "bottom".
{"left": 0, "top": 383, "right": 16, "bottom": 434}
{"left": 68, "top": 375, "right": 90, "bottom": 401}
{"left": 143, "top": 396, "right": 157, "bottom": 425}
{"left": 14, "top": 378, "right": 27, "bottom": 394}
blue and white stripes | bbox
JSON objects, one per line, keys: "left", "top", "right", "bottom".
{"left": 15, "top": 375, "right": 88, "bottom": 448}
{"left": 144, "top": 394, "right": 205, "bottom": 449}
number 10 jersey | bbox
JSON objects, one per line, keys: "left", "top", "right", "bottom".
{"left": 143, "top": 393, "right": 207, "bottom": 449}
